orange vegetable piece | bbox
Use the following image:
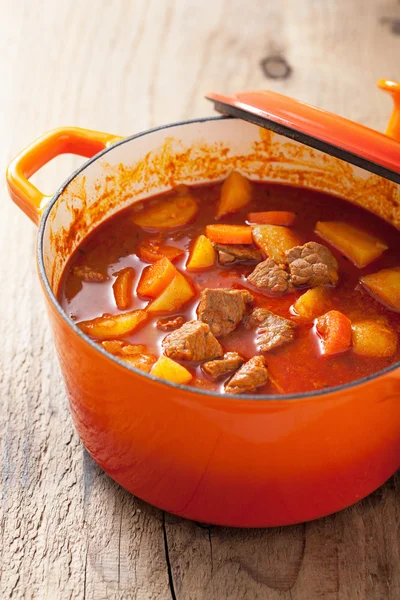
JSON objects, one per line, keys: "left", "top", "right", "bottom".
{"left": 121, "top": 353, "right": 157, "bottom": 373}
{"left": 247, "top": 211, "right": 296, "bottom": 226}
{"left": 101, "top": 341, "right": 147, "bottom": 356}
{"left": 360, "top": 267, "right": 400, "bottom": 312}
{"left": 132, "top": 193, "right": 198, "bottom": 229}
{"left": 351, "top": 319, "right": 398, "bottom": 357}
{"left": 147, "top": 272, "right": 195, "bottom": 313}
{"left": 186, "top": 235, "right": 216, "bottom": 271}
{"left": 217, "top": 171, "right": 252, "bottom": 218}
{"left": 315, "top": 310, "right": 352, "bottom": 356}
{"left": 100, "top": 340, "right": 125, "bottom": 354}
{"left": 315, "top": 221, "right": 388, "bottom": 268}
{"left": 120, "top": 344, "right": 147, "bottom": 356}
{"left": 150, "top": 355, "right": 193, "bottom": 384}
{"left": 206, "top": 224, "right": 253, "bottom": 245}
{"left": 137, "top": 240, "right": 184, "bottom": 264}
{"left": 292, "top": 287, "right": 332, "bottom": 319}
{"left": 112, "top": 267, "right": 135, "bottom": 310}
{"left": 78, "top": 310, "right": 148, "bottom": 339}
{"left": 252, "top": 224, "right": 300, "bottom": 262}
{"left": 137, "top": 257, "right": 177, "bottom": 299}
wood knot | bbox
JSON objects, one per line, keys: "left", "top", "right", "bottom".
{"left": 260, "top": 55, "right": 292, "bottom": 80}
{"left": 381, "top": 17, "right": 400, "bottom": 36}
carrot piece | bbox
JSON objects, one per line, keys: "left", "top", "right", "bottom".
{"left": 205, "top": 224, "right": 253, "bottom": 245}
{"left": 315, "top": 310, "right": 352, "bottom": 356}
{"left": 112, "top": 267, "right": 135, "bottom": 310}
{"left": 137, "top": 257, "right": 177, "bottom": 299}
{"left": 137, "top": 240, "right": 184, "bottom": 264}
{"left": 247, "top": 211, "right": 296, "bottom": 226}
{"left": 78, "top": 310, "right": 148, "bottom": 339}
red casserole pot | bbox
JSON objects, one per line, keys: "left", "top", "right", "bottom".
{"left": 6, "top": 80, "right": 400, "bottom": 527}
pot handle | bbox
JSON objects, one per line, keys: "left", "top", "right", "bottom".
{"left": 6, "top": 127, "right": 123, "bottom": 225}
{"left": 377, "top": 79, "right": 400, "bottom": 142}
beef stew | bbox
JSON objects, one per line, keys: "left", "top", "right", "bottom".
{"left": 59, "top": 174, "right": 400, "bottom": 395}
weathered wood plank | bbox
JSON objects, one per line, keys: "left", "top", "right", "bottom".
{"left": 0, "top": 0, "right": 399, "bottom": 599}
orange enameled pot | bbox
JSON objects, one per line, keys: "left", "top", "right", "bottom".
{"left": 6, "top": 83, "right": 400, "bottom": 527}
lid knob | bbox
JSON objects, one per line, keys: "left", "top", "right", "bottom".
{"left": 378, "top": 79, "right": 400, "bottom": 142}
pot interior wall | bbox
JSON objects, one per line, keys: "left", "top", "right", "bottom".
{"left": 42, "top": 118, "right": 400, "bottom": 294}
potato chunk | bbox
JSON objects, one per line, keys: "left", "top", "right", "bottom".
{"left": 360, "top": 267, "right": 400, "bottom": 312}
{"left": 78, "top": 310, "right": 148, "bottom": 339}
{"left": 122, "top": 353, "right": 157, "bottom": 373}
{"left": 217, "top": 171, "right": 252, "bottom": 218}
{"left": 351, "top": 320, "right": 398, "bottom": 357}
{"left": 150, "top": 356, "right": 193, "bottom": 384}
{"left": 147, "top": 273, "right": 195, "bottom": 313}
{"left": 186, "top": 235, "right": 216, "bottom": 270}
{"left": 315, "top": 221, "right": 388, "bottom": 268}
{"left": 252, "top": 224, "right": 300, "bottom": 263}
{"left": 132, "top": 193, "right": 198, "bottom": 229}
{"left": 101, "top": 340, "right": 147, "bottom": 355}
{"left": 292, "top": 286, "right": 332, "bottom": 319}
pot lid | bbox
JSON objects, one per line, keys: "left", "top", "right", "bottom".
{"left": 206, "top": 79, "right": 400, "bottom": 184}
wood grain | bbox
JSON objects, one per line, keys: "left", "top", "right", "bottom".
{"left": 1, "top": 0, "right": 400, "bottom": 598}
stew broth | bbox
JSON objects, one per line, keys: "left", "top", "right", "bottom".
{"left": 59, "top": 181, "right": 400, "bottom": 395}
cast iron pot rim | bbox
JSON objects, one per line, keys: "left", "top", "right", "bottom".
{"left": 37, "top": 116, "right": 400, "bottom": 402}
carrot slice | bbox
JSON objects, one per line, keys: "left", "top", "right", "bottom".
{"left": 315, "top": 310, "right": 352, "bottom": 356}
{"left": 247, "top": 211, "right": 296, "bottom": 226}
{"left": 78, "top": 310, "right": 148, "bottom": 339}
{"left": 137, "top": 257, "right": 177, "bottom": 299}
{"left": 112, "top": 267, "right": 135, "bottom": 310}
{"left": 206, "top": 224, "right": 253, "bottom": 245}
{"left": 137, "top": 240, "right": 184, "bottom": 264}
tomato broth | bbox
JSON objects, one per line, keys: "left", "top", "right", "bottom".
{"left": 59, "top": 179, "right": 400, "bottom": 395}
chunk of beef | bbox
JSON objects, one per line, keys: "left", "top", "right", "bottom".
{"left": 286, "top": 242, "right": 338, "bottom": 288}
{"left": 249, "top": 308, "right": 296, "bottom": 352}
{"left": 247, "top": 258, "right": 293, "bottom": 295}
{"left": 214, "top": 244, "right": 262, "bottom": 265}
{"left": 225, "top": 355, "right": 269, "bottom": 394}
{"left": 197, "top": 288, "right": 253, "bottom": 337}
{"left": 157, "top": 316, "right": 185, "bottom": 331}
{"left": 72, "top": 265, "right": 105, "bottom": 282}
{"left": 162, "top": 320, "right": 223, "bottom": 362}
{"left": 202, "top": 352, "right": 245, "bottom": 381}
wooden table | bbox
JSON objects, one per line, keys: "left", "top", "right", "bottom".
{"left": 1, "top": 1, "right": 400, "bottom": 598}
